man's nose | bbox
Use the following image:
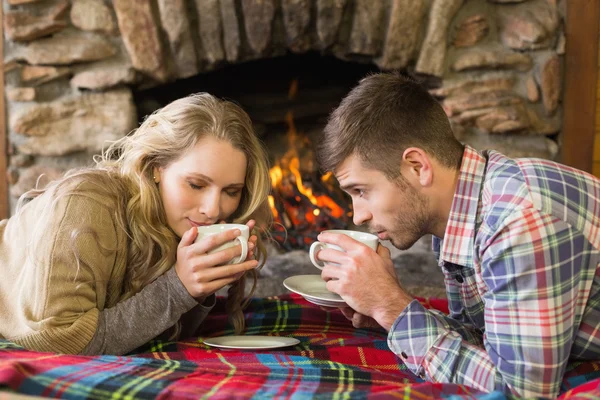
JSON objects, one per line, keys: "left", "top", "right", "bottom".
{"left": 352, "top": 204, "right": 371, "bottom": 226}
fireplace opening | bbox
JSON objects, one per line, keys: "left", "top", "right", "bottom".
{"left": 133, "top": 52, "right": 380, "bottom": 250}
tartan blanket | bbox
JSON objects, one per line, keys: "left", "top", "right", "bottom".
{"left": 0, "top": 294, "right": 599, "bottom": 399}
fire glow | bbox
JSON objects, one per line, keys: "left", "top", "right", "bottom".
{"left": 267, "top": 86, "right": 351, "bottom": 249}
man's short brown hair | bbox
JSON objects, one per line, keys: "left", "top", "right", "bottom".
{"left": 317, "top": 72, "right": 464, "bottom": 178}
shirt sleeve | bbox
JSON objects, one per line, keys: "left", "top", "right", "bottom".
{"left": 388, "top": 208, "right": 595, "bottom": 398}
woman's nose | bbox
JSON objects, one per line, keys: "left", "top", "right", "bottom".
{"left": 200, "top": 191, "right": 220, "bottom": 220}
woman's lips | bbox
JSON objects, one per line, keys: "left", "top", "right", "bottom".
{"left": 187, "top": 218, "right": 212, "bottom": 227}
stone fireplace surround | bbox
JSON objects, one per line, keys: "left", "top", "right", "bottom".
{"left": 4, "top": 0, "right": 566, "bottom": 296}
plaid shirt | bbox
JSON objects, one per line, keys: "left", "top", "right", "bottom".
{"left": 388, "top": 146, "right": 600, "bottom": 398}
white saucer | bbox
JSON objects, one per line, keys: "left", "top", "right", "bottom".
{"left": 203, "top": 335, "right": 300, "bottom": 350}
{"left": 283, "top": 275, "right": 347, "bottom": 306}
{"left": 302, "top": 295, "right": 347, "bottom": 308}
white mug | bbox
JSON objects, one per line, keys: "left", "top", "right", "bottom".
{"left": 196, "top": 224, "right": 249, "bottom": 265}
{"left": 309, "top": 229, "right": 379, "bottom": 270}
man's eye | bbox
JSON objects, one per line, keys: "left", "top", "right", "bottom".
{"left": 354, "top": 189, "right": 365, "bottom": 197}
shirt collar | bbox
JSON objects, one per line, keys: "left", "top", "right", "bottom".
{"left": 438, "top": 145, "right": 487, "bottom": 268}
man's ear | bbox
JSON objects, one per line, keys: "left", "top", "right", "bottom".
{"left": 402, "top": 147, "right": 433, "bottom": 187}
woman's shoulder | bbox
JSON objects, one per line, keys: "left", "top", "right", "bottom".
{"left": 16, "top": 169, "right": 129, "bottom": 223}
{"left": 5, "top": 170, "right": 130, "bottom": 254}
{"left": 55, "top": 169, "right": 129, "bottom": 206}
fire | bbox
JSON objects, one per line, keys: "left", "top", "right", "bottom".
{"left": 268, "top": 113, "right": 345, "bottom": 226}
{"left": 267, "top": 79, "right": 351, "bottom": 248}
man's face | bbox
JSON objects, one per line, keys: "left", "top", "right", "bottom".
{"left": 155, "top": 136, "right": 247, "bottom": 238}
{"left": 335, "top": 154, "right": 430, "bottom": 250}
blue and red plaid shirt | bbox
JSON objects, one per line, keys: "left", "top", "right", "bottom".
{"left": 388, "top": 146, "right": 600, "bottom": 398}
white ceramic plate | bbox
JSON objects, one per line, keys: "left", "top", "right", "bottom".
{"left": 204, "top": 335, "right": 300, "bottom": 350}
{"left": 283, "top": 275, "right": 346, "bottom": 304}
{"left": 302, "top": 294, "right": 347, "bottom": 308}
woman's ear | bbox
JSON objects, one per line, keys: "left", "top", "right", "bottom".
{"left": 402, "top": 147, "right": 433, "bottom": 187}
{"left": 153, "top": 167, "right": 161, "bottom": 184}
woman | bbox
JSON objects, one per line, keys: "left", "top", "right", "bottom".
{"left": 0, "top": 93, "right": 272, "bottom": 355}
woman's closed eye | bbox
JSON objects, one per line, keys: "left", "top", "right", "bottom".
{"left": 225, "top": 189, "right": 242, "bottom": 197}
{"left": 188, "top": 181, "right": 241, "bottom": 197}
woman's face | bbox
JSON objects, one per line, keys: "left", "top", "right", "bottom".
{"left": 155, "top": 136, "right": 248, "bottom": 238}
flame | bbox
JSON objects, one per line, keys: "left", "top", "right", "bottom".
{"left": 267, "top": 79, "right": 348, "bottom": 228}
{"left": 268, "top": 195, "right": 278, "bottom": 219}
{"left": 321, "top": 171, "right": 333, "bottom": 182}
{"left": 288, "top": 156, "right": 318, "bottom": 205}
{"left": 270, "top": 165, "right": 283, "bottom": 188}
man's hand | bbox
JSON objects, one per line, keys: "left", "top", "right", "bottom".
{"left": 339, "top": 307, "right": 382, "bottom": 329}
{"left": 316, "top": 232, "right": 414, "bottom": 330}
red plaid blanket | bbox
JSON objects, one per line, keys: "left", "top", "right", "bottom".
{"left": 0, "top": 294, "right": 598, "bottom": 399}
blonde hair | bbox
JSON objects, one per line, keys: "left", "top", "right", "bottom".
{"left": 17, "top": 93, "right": 272, "bottom": 336}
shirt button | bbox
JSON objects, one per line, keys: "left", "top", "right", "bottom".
{"left": 400, "top": 351, "right": 408, "bottom": 359}
{"left": 455, "top": 274, "right": 464, "bottom": 283}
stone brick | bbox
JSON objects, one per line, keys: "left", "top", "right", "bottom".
{"left": 113, "top": 0, "right": 168, "bottom": 82}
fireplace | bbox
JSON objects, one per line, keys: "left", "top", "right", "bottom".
{"left": 2, "top": 0, "right": 572, "bottom": 296}
{"left": 4, "top": 0, "right": 566, "bottom": 220}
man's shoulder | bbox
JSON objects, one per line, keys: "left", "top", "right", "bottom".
{"left": 480, "top": 152, "right": 554, "bottom": 231}
{"left": 509, "top": 155, "right": 599, "bottom": 210}
{"left": 482, "top": 151, "right": 529, "bottom": 204}
{"left": 481, "top": 151, "right": 600, "bottom": 240}
{"left": 486, "top": 150, "right": 596, "bottom": 187}
{"left": 483, "top": 150, "right": 597, "bottom": 201}
{"left": 485, "top": 151, "right": 533, "bottom": 183}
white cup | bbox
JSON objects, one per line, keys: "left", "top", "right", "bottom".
{"left": 196, "top": 224, "right": 249, "bottom": 265}
{"left": 309, "top": 229, "right": 379, "bottom": 270}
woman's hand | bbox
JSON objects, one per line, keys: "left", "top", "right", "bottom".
{"left": 175, "top": 227, "right": 259, "bottom": 300}
{"left": 218, "top": 219, "right": 258, "bottom": 261}
{"left": 246, "top": 219, "right": 258, "bottom": 261}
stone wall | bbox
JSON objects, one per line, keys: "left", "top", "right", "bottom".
{"left": 4, "top": 0, "right": 564, "bottom": 211}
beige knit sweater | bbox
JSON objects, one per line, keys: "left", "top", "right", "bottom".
{"left": 0, "top": 180, "right": 205, "bottom": 354}
{"left": 0, "top": 181, "right": 131, "bottom": 353}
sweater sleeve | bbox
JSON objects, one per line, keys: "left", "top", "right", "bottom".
{"left": 178, "top": 294, "right": 216, "bottom": 339}
{"left": 81, "top": 267, "right": 207, "bottom": 355}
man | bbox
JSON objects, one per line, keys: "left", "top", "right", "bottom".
{"left": 314, "top": 72, "right": 600, "bottom": 398}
